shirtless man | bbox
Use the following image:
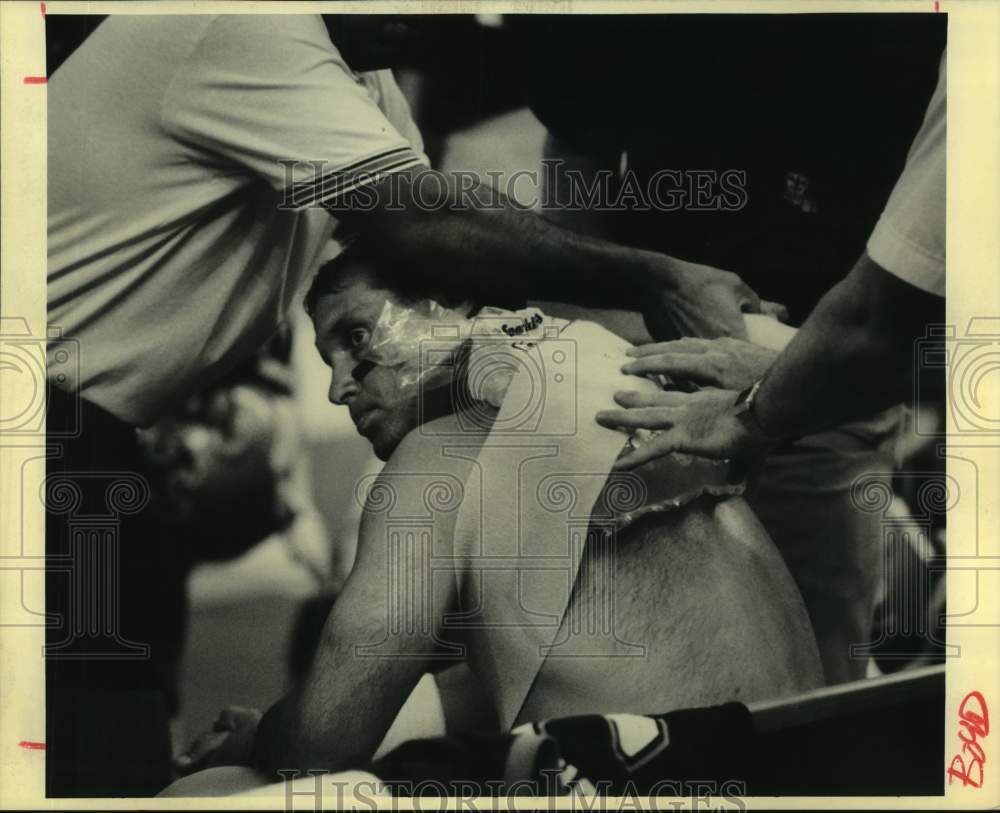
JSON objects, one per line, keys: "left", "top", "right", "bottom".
{"left": 181, "top": 243, "right": 822, "bottom": 780}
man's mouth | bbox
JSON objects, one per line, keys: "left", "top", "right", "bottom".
{"left": 352, "top": 407, "right": 378, "bottom": 437}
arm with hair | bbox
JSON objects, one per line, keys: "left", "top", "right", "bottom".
{"left": 750, "top": 251, "right": 943, "bottom": 435}
{"left": 597, "top": 252, "right": 945, "bottom": 467}
{"left": 327, "top": 168, "right": 761, "bottom": 340}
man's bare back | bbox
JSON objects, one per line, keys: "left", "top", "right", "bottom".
{"left": 227, "top": 266, "right": 825, "bottom": 779}
{"left": 378, "top": 412, "right": 822, "bottom": 727}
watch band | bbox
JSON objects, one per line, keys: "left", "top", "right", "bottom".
{"left": 732, "top": 379, "right": 774, "bottom": 440}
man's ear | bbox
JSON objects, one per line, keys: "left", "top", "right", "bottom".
{"left": 419, "top": 296, "right": 476, "bottom": 319}
{"left": 455, "top": 300, "right": 478, "bottom": 318}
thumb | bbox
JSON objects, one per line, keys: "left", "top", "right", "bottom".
{"left": 219, "top": 705, "right": 263, "bottom": 732}
{"left": 760, "top": 300, "right": 790, "bottom": 323}
{"left": 176, "top": 730, "right": 229, "bottom": 774}
{"left": 736, "top": 280, "right": 762, "bottom": 314}
{"left": 611, "top": 432, "right": 679, "bottom": 470}
{"left": 215, "top": 707, "right": 249, "bottom": 731}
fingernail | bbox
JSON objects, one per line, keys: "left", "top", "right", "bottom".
{"left": 176, "top": 755, "right": 191, "bottom": 766}
{"left": 625, "top": 347, "right": 638, "bottom": 356}
{"left": 621, "top": 362, "right": 635, "bottom": 374}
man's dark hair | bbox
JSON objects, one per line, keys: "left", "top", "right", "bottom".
{"left": 304, "top": 239, "right": 516, "bottom": 318}
{"left": 305, "top": 239, "right": 387, "bottom": 317}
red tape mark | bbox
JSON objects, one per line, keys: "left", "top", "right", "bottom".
{"left": 25, "top": 4, "right": 49, "bottom": 83}
{"left": 934, "top": 0, "right": 940, "bottom": 10}
{"left": 18, "top": 741, "right": 46, "bottom": 750}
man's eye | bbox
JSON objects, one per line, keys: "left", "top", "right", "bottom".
{"left": 348, "top": 327, "right": 370, "bottom": 350}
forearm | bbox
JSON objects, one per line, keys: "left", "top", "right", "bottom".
{"left": 753, "top": 252, "right": 943, "bottom": 439}
{"left": 336, "top": 172, "right": 669, "bottom": 310}
{"left": 252, "top": 616, "right": 426, "bottom": 777}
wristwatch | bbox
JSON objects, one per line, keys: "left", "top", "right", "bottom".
{"left": 732, "top": 378, "right": 776, "bottom": 442}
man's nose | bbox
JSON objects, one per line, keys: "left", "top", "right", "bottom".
{"left": 328, "top": 353, "right": 359, "bottom": 405}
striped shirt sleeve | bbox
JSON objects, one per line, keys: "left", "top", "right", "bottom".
{"left": 163, "top": 15, "right": 426, "bottom": 209}
{"left": 281, "top": 145, "right": 424, "bottom": 210}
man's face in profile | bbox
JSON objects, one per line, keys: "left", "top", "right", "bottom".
{"left": 311, "top": 267, "right": 428, "bottom": 461}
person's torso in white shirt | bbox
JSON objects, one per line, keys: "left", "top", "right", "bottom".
{"left": 48, "top": 14, "right": 425, "bottom": 426}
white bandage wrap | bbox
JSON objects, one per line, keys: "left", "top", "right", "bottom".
{"left": 450, "top": 317, "right": 663, "bottom": 729}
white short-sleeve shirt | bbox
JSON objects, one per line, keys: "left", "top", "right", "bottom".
{"left": 48, "top": 15, "right": 427, "bottom": 425}
{"left": 866, "top": 50, "right": 946, "bottom": 297}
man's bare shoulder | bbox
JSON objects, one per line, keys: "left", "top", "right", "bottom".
{"left": 381, "top": 413, "right": 493, "bottom": 475}
{"left": 365, "top": 413, "right": 492, "bottom": 522}
{"left": 358, "top": 414, "right": 488, "bottom": 579}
